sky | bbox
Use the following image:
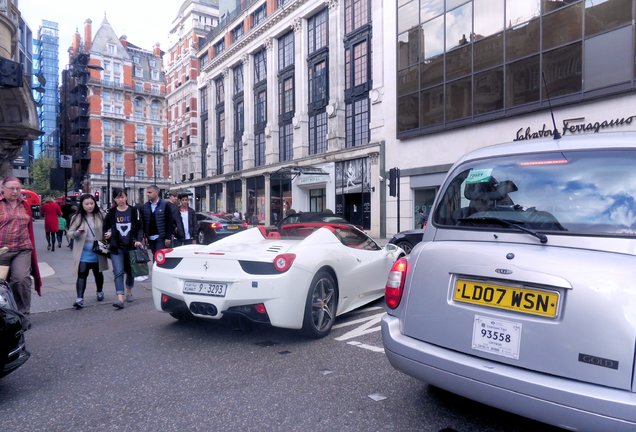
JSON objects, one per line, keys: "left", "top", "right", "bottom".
{"left": 18, "top": 0, "right": 177, "bottom": 67}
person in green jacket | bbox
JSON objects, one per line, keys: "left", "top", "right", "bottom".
{"left": 56, "top": 215, "right": 68, "bottom": 248}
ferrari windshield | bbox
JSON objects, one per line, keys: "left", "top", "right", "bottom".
{"left": 433, "top": 149, "right": 636, "bottom": 236}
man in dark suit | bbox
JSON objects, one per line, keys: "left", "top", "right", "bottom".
{"left": 173, "top": 193, "right": 197, "bottom": 246}
{"left": 142, "top": 185, "right": 184, "bottom": 255}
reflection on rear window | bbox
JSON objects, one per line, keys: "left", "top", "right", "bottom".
{"left": 433, "top": 150, "right": 636, "bottom": 236}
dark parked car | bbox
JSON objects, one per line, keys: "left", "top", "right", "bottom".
{"left": 0, "top": 281, "right": 30, "bottom": 378}
{"left": 278, "top": 212, "right": 354, "bottom": 229}
{"left": 388, "top": 228, "right": 425, "bottom": 254}
{"left": 195, "top": 212, "right": 248, "bottom": 245}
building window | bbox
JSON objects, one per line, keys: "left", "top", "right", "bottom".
{"left": 309, "top": 112, "right": 327, "bottom": 155}
{"left": 216, "top": 109, "right": 225, "bottom": 175}
{"left": 214, "top": 40, "right": 224, "bottom": 56}
{"left": 279, "top": 122, "right": 293, "bottom": 162}
{"left": 233, "top": 64, "right": 244, "bottom": 95}
{"left": 133, "top": 56, "right": 140, "bottom": 64}
{"left": 309, "top": 188, "right": 326, "bottom": 212}
{"left": 108, "top": 44, "right": 116, "bottom": 55}
{"left": 308, "top": 9, "right": 328, "bottom": 54}
{"left": 278, "top": 31, "right": 295, "bottom": 163}
{"left": 200, "top": 52, "right": 208, "bottom": 69}
{"left": 252, "top": 3, "right": 267, "bottom": 27}
{"left": 254, "top": 49, "right": 266, "bottom": 84}
{"left": 150, "top": 59, "right": 157, "bottom": 68}
{"left": 215, "top": 77, "right": 224, "bottom": 104}
{"left": 231, "top": 23, "right": 244, "bottom": 43}
{"left": 345, "top": 98, "right": 369, "bottom": 148}
{"left": 135, "top": 66, "right": 143, "bottom": 78}
{"left": 345, "top": 0, "right": 370, "bottom": 34}
{"left": 254, "top": 132, "right": 265, "bottom": 167}
{"left": 200, "top": 87, "right": 208, "bottom": 114}
{"left": 234, "top": 100, "right": 244, "bottom": 172}
{"left": 151, "top": 70, "right": 159, "bottom": 81}
{"left": 255, "top": 89, "right": 267, "bottom": 128}
{"left": 308, "top": 60, "right": 328, "bottom": 108}
{"left": 396, "top": 0, "right": 636, "bottom": 137}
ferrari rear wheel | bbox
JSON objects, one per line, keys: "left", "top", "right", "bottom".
{"left": 302, "top": 270, "right": 337, "bottom": 338}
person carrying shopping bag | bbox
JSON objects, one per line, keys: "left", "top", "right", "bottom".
{"left": 103, "top": 188, "right": 144, "bottom": 309}
{"left": 67, "top": 193, "right": 109, "bottom": 309}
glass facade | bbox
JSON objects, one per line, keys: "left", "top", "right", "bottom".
{"left": 397, "top": 0, "right": 636, "bottom": 136}
{"left": 33, "top": 20, "right": 59, "bottom": 160}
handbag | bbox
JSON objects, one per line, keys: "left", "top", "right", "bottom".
{"left": 131, "top": 245, "right": 150, "bottom": 264}
{"left": 86, "top": 220, "right": 110, "bottom": 257}
{"left": 92, "top": 240, "right": 110, "bottom": 257}
{"left": 128, "top": 250, "right": 149, "bottom": 279}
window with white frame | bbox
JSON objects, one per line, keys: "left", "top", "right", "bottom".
{"left": 135, "top": 66, "right": 143, "bottom": 78}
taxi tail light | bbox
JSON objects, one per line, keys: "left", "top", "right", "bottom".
{"left": 155, "top": 248, "right": 173, "bottom": 265}
{"left": 273, "top": 253, "right": 296, "bottom": 272}
{"left": 385, "top": 257, "right": 407, "bottom": 309}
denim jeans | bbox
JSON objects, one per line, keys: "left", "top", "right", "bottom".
{"left": 111, "top": 248, "right": 134, "bottom": 295}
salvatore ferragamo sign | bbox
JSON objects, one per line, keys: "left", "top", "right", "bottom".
{"left": 513, "top": 115, "right": 635, "bottom": 141}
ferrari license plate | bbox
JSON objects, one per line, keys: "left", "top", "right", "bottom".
{"left": 183, "top": 281, "right": 227, "bottom": 297}
{"left": 453, "top": 279, "right": 559, "bottom": 318}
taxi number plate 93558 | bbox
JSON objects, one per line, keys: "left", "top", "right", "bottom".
{"left": 453, "top": 279, "right": 559, "bottom": 318}
{"left": 183, "top": 281, "right": 227, "bottom": 297}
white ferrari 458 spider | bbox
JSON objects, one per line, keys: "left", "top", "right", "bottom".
{"left": 152, "top": 223, "right": 403, "bottom": 337}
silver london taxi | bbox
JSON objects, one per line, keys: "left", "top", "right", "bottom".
{"left": 382, "top": 131, "right": 636, "bottom": 431}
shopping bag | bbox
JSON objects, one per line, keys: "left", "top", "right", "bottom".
{"left": 128, "top": 250, "right": 149, "bottom": 279}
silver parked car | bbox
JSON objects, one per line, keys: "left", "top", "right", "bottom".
{"left": 382, "top": 132, "right": 636, "bottom": 431}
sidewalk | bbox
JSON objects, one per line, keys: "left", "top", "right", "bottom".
{"left": 30, "top": 219, "right": 152, "bottom": 314}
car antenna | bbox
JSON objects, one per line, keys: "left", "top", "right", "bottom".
{"left": 542, "top": 72, "right": 561, "bottom": 140}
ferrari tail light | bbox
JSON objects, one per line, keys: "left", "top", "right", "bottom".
{"left": 385, "top": 257, "right": 407, "bottom": 309}
{"left": 273, "top": 253, "right": 296, "bottom": 272}
{"left": 155, "top": 248, "right": 173, "bottom": 265}
{"left": 254, "top": 303, "right": 267, "bottom": 314}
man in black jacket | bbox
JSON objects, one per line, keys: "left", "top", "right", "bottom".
{"left": 173, "top": 193, "right": 197, "bottom": 246}
{"left": 142, "top": 185, "right": 184, "bottom": 255}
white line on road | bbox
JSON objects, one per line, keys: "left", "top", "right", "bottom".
{"left": 347, "top": 341, "right": 385, "bottom": 353}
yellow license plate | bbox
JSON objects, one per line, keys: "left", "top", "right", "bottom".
{"left": 228, "top": 225, "right": 238, "bottom": 230}
{"left": 453, "top": 279, "right": 559, "bottom": 318}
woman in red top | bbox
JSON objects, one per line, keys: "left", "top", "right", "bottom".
{"left": 0, "top": 177, "right": 42, "bottom": 324}
{"left": 41, "top": 196, "right": 61, "bottom": 251}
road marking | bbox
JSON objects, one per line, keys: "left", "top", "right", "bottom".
{"left": 347, "top": 341, "right": 385, "bottom": 353}
{"left": 334, "top": 312, "right": 384, "bottom": 341}
{"left": 38, "top": 262, "right": 55, "bottom": 278}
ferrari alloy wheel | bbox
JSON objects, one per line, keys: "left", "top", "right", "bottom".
{"left": 302, "top": 270, "right": 337, "bottom": 338}
{"left": 395, "top": 240, "right": 413, "bottom": 255}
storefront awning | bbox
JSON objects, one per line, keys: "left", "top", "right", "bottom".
{"left": 270, "top": 165, "right": 329, "bottom": 181}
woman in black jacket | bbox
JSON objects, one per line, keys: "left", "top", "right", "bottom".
{"left": 103, "top": 188, "right": 144, "bottom": 309}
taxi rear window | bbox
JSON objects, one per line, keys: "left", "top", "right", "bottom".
{"left": 433, "top": 150, "right": 636, "bottom": 236}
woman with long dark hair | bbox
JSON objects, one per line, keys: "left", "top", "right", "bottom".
{"left": 103, "top": 188, "right": 144, "bottom": 309}
{"left": 67, "top": 193, "right": 109, "bottom": 308}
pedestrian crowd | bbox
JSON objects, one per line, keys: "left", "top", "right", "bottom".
{"left": 0, "top": 178, "right": 195, "bottom": 320}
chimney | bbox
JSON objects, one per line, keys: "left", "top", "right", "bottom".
{"left": 120, "top": 35, "right": 128, "bottom": 49}
{"left": 153, "top": 43, "right": 162, "bottom": 57}
{"left": 84, "top": 19, "right": 92, "bottom": 51}
{"left": 72, "top": 28, "right": 81, "bottom": 54}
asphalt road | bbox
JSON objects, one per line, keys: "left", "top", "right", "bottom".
{"left": 0, "top": 297, "right": 563, "bottom": 432}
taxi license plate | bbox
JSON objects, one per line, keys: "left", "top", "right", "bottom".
{"left": 453, "top": 279, "right": 559, "bottom": 318}
{"left": 228, "top": 225, "right": 239, "bottom": 230}
{"left": 183, "top": 281, "right": 227, "bottom": 297}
